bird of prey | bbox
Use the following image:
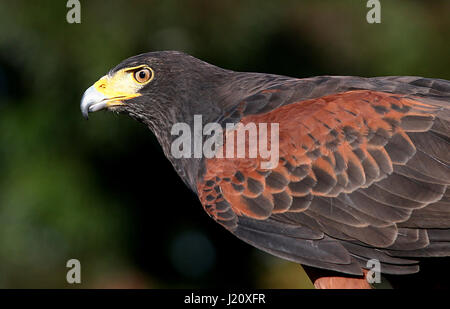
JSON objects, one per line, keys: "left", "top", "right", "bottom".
{"left": 81, "top": 51, "right": 450, "bottom": 288}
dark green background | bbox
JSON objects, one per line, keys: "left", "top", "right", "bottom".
{"left": 0, "top": 0, "right": 448, "bottom": 288}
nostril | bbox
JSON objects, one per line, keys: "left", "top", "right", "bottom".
{"left": 99, "top": 84, "right": 106, "bottom": 89}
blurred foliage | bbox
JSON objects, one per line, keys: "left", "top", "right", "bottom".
{"left": 0, "top": 0, "right": 448, "bottom": 288}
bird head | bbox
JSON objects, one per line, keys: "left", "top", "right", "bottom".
{"left": 81, "top": 51, "right": 232, "bottom": 127}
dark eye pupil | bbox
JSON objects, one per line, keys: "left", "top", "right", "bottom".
{"left": 139, "top": 71, "right": 146, "bottom": 79}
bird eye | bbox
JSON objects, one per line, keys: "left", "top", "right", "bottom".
{"left": 133, "top": 68, "right": 152, "bottom": 83}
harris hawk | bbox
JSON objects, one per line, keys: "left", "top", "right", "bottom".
{"left": 81, "top": 51, "right": 450, "bottom": 288}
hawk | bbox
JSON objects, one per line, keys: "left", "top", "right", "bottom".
{"left": 81, "top": 51, "right": 450, "bottom": 288}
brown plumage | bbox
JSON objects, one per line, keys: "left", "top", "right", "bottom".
{"left": 81, "top": 51, "right": 450, "bottom": 288}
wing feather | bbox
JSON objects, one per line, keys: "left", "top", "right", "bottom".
{"left": 197, "top": 77, "right": 450, "bottom": 274}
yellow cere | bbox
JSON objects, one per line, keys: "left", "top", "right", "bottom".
{"left": 93, "top": 65, "right": 154, "bottom": 106}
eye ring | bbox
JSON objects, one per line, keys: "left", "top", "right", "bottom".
{"left": 133, "top": 68, "right": 153, "bottom": 84}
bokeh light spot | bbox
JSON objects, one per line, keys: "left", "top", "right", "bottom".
{"left": 169, "top": 230, "right": 216, "bottom": 279}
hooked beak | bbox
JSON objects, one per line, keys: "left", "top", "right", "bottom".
{"left": 80, "top": 85, "right": 109, "bottom": 119}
